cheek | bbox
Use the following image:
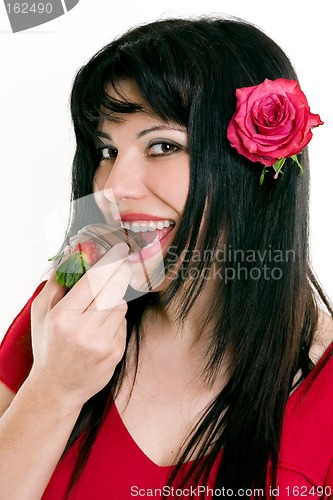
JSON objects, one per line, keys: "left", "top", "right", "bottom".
{"left": 93, "top": 164, "right": 107, "bottom": 191}
{"left": 149, "top": 162, "right": 190, "bottom": 214}
{"left": 174, "top": 173, "right": 190, "bottom": 213}
{"left": 92, "top": 168, "right": 110, "bottom": 215}
{"left": 172, "top": 169, "right": 190, "bottom": 214}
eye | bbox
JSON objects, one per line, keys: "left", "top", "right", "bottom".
{"left": 147, "top": 141, "right": 181, "bottom": 157}
{"left": 97, "top": 146, "right": 118, "bottom": 161}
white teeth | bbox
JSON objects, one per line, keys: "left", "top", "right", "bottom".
{"left": 120, "top": 219, "right": 175, "bottom": 232}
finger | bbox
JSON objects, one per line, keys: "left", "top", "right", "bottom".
{"left": 102, "top": 300, "right": 128, "bottom": 332}
{"left": 112, "top": 318, "right": 128, "bottom": 361}
{"left": 32, "top": 270, "right": 68, "bottom": 314}
{"left": 88, "top": 262, "right": 132, "bottom": 311}
{"left": 101, "top": 315, "right": 128, "bottom": 367}
{"left": 60, "top": 242, "right": 129, "bottom": 312}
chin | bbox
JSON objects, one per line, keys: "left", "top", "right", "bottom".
{"left": 123, "top": 252, "right": 174, "bottom": 304}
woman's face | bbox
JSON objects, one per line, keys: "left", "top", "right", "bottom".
{"left": 93, "top": 79, "right": 190, "bottom": 292}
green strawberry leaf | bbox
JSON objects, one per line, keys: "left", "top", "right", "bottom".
{"left": 48, "top": 253, "right": 65, "bottom": 262}
{"left": 55, "top": 253, "right": 91, "bottom": 288}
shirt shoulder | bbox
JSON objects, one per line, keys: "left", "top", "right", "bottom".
{"left": 280, "top": 325, "right": 333, "bottom": 487}
{"left": 0, "top": 282, "right": 46, "bottom": 393}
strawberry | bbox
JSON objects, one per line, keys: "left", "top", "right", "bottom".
{"left": 49, "top": 241, "right": 106, "bottom": 288}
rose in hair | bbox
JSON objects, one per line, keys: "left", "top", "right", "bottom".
{"left": 227, "top": 78, "right": 323, "bottom": 184}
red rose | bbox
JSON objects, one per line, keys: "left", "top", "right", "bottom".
{"left": 227, "top": 78, "right": 323, "bottom": 167}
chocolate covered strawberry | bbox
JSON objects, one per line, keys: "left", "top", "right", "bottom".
{"left": 49, "top": 223, "right": 146, "bottom": 289}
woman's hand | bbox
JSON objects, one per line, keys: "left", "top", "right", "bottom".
{"left": 29, "top": 242, "right": 131, "bottom": 410}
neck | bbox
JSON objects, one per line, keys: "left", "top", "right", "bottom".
{"left": 159, "top": 266, "right": 219, "bottom": 339}
{"left": 139, "top": 275, "right": 229, "bottom": 386}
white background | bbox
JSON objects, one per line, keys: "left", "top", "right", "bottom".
{"left": 0, "top": 0, "right": 332, "bottom": 339}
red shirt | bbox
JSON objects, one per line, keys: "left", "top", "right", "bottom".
{"left": 1, "top": 284, "right": 333, "bottom": 499}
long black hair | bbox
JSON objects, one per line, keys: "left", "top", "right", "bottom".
{"left": 61, "top": 16, "right": 332, "bottom": 498}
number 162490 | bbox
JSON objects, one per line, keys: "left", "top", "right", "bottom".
{"left": 6, "top": 3, "right": 53, "bottom": 14}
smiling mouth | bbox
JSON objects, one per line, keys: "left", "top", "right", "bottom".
{"left": 120, "top": 220, "right": 176, "bottom": 253}
{"left": 77, "top": 221, "right": 175, "bottom": 255}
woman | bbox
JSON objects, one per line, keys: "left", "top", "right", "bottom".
{"left": 0, "top": 16, "right": 332, "bottom": 499}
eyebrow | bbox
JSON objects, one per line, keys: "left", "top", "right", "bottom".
{"left": 136, "top": 125, "right": 186, "bottom": 139}
{"left": 95, "top": 132, "right": 112, "bottom": 145}
{"left": 95, "top": 125, "right": 186, "bottom": 145}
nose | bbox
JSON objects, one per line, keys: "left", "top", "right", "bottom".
{"left": 102, "top": 153, "right": 147, "bottom": 203}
